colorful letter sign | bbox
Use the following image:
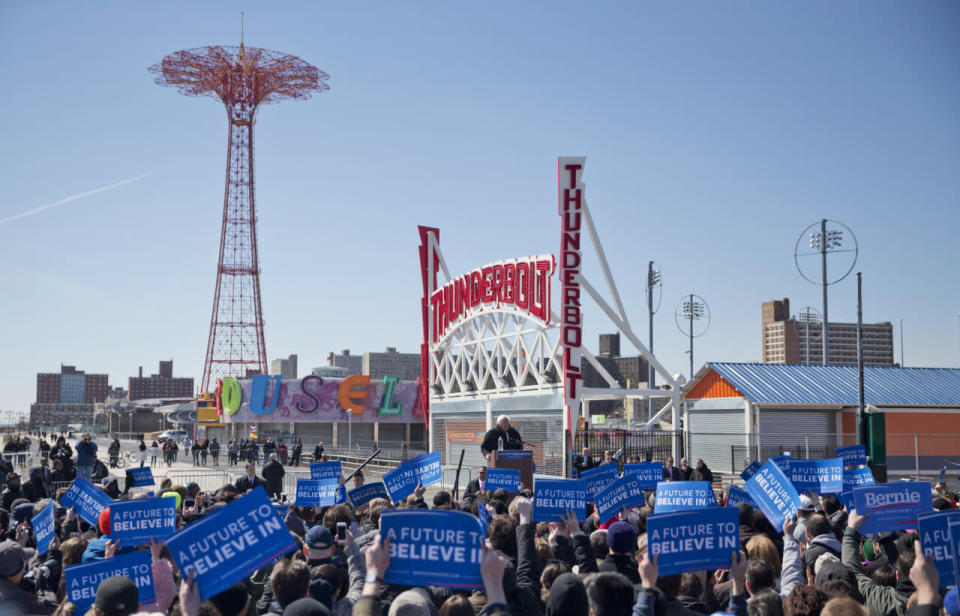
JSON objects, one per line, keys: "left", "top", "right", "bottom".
{"left": 559, "top": 157, "right": 585, "bottom": 448}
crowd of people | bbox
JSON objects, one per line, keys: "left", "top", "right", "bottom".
{"left": 0, "top": 438, "right": 956, "bottom": 616}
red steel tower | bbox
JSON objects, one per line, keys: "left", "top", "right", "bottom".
{"left": 151, "top": 42, "right": 328, "bottom": 392}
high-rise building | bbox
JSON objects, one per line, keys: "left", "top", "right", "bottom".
{"left": 581, "top": 333, "right": 652, "bottom": 414}
{"left": 128, "top": 361, "right": 194, "bottom": 401}
{"left": 327, "top": 350, "right": 362, "bottom": 376}
{"left": 362, "top": 347, "right": 421, "bottom": 380}
{"left": 761, "top": 298, "right": 894, "bottom": 365}
{"left": 30, "top": 365, "right": 109, "bottom": 429}
{"left": 270, "top": 354, "right": 298, "bottom": 379}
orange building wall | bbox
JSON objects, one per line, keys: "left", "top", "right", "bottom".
{"left": 840, "top": 410, "right": 960, "bottom": 456}
{"left": 687, "top": 370, "right": 745, "bottom": 400}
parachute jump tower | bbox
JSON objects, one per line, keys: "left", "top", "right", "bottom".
{"left": 150, "top": 39, "right": 328, "bottom": 391}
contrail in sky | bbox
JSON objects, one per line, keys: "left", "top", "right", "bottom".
{"left": 0, "top": 171, "right": 155, "bottom": 225}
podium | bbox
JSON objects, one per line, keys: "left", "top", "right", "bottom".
{"left": 489, "top": 450, "right": 534, "bottom": 492}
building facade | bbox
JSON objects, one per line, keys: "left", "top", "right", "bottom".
{"left": 270, "top": 354, "right": 298, "bottom": 379}
{"left": 762, "top": 298, "right": 894, "bottom": 365}
{"left": 31, "top": 365, "right": 109, "bottom": 429}
{"left": 327, "top": 350, "right": 362, "bottom": 376}
{"left": 362, "top": 347, "right": 420, "bottom": 380}
{"left": 128, "top": 361, "right": 194, "bottom": 401}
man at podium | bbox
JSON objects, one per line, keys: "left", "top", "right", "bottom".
{"left": 480, "top": 415, "right": 523, "bottom": 458}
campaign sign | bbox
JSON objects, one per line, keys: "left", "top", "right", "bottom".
{"left": 949, "top": 517, "right": 960, "bottom": 590}
{"left": 726, "top": 486, "right": 755, "bottom": 508}
{"left": 127, "top": 466, "right": 155, "bottom": 487}
{"left": 595, "top": 477, "right": 645, "bottom": 522}
{"left": 789, "top": 458, "right": 842, "bottom": 494}
{"left": 296, "top": 478, "right": 339, "bottom": 507}
{"left": 654, "top": 481, "right": 716, "bottom": 514}
{"left": 166, "top": 486, "right": 297, "bottom": 600}
{"left": 65, "top": 550, "right": 155, "bottom": 612}
{"left": 109, "top": 497, "right": 176, "bottom": 546}
{"left": 478, "top": 503, "right": 490, "bottom": 535}
{"left": 61, "top": 477, "right": 113, "bottom": 526}
{"left": 310, "top": 461, "right": 342, "bottom": 480}
{"left": 740, "top": 461, "right": 762, "bottom": 481}
{"left": 843, "top": 467, "right": 876, "bottom": 491}
{"left": 743, "top": 459, "right": 800, "bottom": 532}
{"left": 380, "top": 509, "right": 486, "bottom": 589}
{"left": 494, "top": 450, "right": 532, "bottom": 460}
{"left": 32, "top": 501, "right": 55, "bottom": 555}
{"left": 839, "top": 491, "right": 856, "bottom": 512}
{"left": 770, "top": 454, "right": 792, "bottom": 475}
{"left": 348, "top": 482, "right": 390, "bottom": 507}
{"left": 647, "top": 507, "right": 740, "bottom": 576}
{"left": 918, "top": 511, "right": 960, "bottom": 587}
{"left": 383, "top": 450, "right": 443, "bottom": 502}
{"left": 485, "top": 468, "right": 521, "bottom": 493}
{"left": 533, "top": 478, "right": 587, "bottom": 522}
{"left": 580, "top": 463, "right": 620, "bottom": 498}
{"left": 836, "top": 445, "right": 867, "bottom": 468}
{"left": 852, "top": 482, "right": 933, "bottom": 534}
{"left": 623, "top": 462, "right": 664, "bottom": 489}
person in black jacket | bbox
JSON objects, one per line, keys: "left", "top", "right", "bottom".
{"left": 690, "top": 458, "right": 714, "bottom": 484}
{"left": 261, "top": 453, "right": 285, "bottom": 499}
{"left": 480, "top": 415, "right": 523, "bottom": 458}
{"left": 0, "top": 474, "right": 25, "bottom": 510}
{"left": 22, "top": 468, "right": 47, "bottom": 502}
{"left": 574, "top": 447, "right": 599, "bottom": 477}
{"left": 597, "top": 521, "right": 640, "bottom": 584}
{"left": 463, "top": 466, "right": 487, "bottom": 498}
{"left": 235, "top": 462, "right": 266, "bottom": 493}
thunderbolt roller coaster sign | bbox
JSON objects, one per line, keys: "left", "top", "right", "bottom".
{"left": 558, "top": 157, "right": 585, "bottom": 442}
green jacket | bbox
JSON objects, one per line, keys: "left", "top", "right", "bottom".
{"left": 841, "top": 528, "right": 907, "bottom": 616}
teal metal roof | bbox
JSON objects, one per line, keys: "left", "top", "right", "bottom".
{"left": 697, "top": 363, "right": 960, "bottom": 407}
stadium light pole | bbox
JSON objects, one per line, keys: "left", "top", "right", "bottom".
{"left": 795, "top": 219, "right": 858, "bottom": 366}
{"left": 646, "top": 262, "right": 661, "bottom": 421}
{"left": 675, "top": 295, "right": 710, "bottom": 383}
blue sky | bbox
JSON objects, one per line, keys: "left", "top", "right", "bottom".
{"left": 1, "top": 2, "right": 958, "bottom": 415}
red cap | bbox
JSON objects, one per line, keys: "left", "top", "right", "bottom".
{"left": 99, "top": 507, "right": 111, "bottom": 535}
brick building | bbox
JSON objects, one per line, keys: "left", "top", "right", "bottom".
{"left": 762, "top": 298, "right": 894, "bottom": 365}
{"left": 363, "top": 347, "right": 421, "bottom": 380}
{"left": 327, "top": 350, "right": 362, "bottom": 376}
{"left": 128, "top": 360, "right": 194, "bottom": 401}
{"left": 30, "top": 365, "right": 109, "bottom": 429}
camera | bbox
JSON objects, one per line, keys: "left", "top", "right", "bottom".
{"left": 20, "top": 565, "right": 50, "bottom": 593}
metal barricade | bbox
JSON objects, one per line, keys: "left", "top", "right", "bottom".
{"left": 281, "top": 470, "right": 312, "bottom": 499}
{"left": 159, "top": 470, "right": 239, "bottom": 493}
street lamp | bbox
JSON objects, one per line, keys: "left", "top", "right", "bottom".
{"left": 646, "top": 262, "right": 662, "bottom": 420}
{"left": 794, "top": 219, "right": 858, "bottom": 365}
{"left": 675, "top": 295, "right": 710, "bottom": 383}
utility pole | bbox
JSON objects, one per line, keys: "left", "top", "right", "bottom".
{"left": 857, "top": 272, "right": 866, "bottom": 445}
{"left": 646, "top": 262, "right": 660, "bottom": 421}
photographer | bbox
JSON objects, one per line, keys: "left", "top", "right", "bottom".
{"left": 0, "top": 540, "right": 56, "bottom": 614}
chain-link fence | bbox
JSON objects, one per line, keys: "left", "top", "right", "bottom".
{"left": 575, "top": 430, "right": 680, "bottom": 462}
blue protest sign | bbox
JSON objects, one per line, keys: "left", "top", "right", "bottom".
{"left": 380, "top": 509, "right": 486, "bottom": 589}
{"left": 740, "top": 461, "right": 761, "bottom": 481}
{"left": 580, "top": 463, "right": 619, "bottom": 498}
{"left": 843, "top": 467, "right": 875, "bottom": 491}
{"left": 533, "top": 479, "right": 587, "bottom": 522}
{"left": 109, "top": 497, "right": 176, "bottom": 546}
{"left": 167, "top": 486, "right": 296, "bottom": 600}
{"left": 348, "top": 482, "right": 390, "bottom": 507}
{"left": 647, "top": 507, "right": 740, "bottom": 576}
{"left": 127, "top": 466, "right": 155, "bottom": 487}
{"left": 485, "top": 468, "right": 521, "bottom": 493}
{"left": 836, "top": 445, "right": 867, "bottom": 467}
{"left": 654, "top": 481, "right": 716, "bottom": 514}
{"left": 310, "top": 461, "right": 342, "bottom": 480}
{"left": 949, "top": 517, "right": 960, "bottom": 591}
{"left": 939, "top": 466, "right": 947, "bottom": 485}
{"left": 726, "top": 486, "right": 755, "bottom": 508}
{"left": 65, "top": 550, "right": 155, "bottom": 612}
{"left": 853, "top": 482, "right": 933, "bottom": 534}
{"left": 61, "top": 477, "right": 113, "bottom": 526}
{"left": 743, "top": 459, "right": 800, "bottom": 532}
{"left": 594, "top": 477, "right": 645, "bottom": 522}
{"left": 383, "top": 451, "right": 442, "bottom": 502}
{"left": 623, "top": 462, "right": 664, "bottom": 489}
{"left": 273, "top": 504, "right": 289, "bottom": 519}
{"left": 839, "top": 491, "right": 856, "bottom": 512}
{"left": 478, "top": 503, "right": 489, "bottom": 535}
{"left": 32, "top": 501, "right": 55, "bottom": 555}
{"left": 918, "top": 511, "right": 960, "bottom": 587}
{"left": 789, "top": 458, "right": 842, "bottom": 494}
{"left": 770, "top": 455, "right": 791, "bottom": 475}
{"left": 296, "top": 478, "right": 339, "bottom": 507}
{"left": 494, "top": 450, "right": 532, "bottom": 460}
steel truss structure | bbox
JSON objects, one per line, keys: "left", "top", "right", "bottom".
{"left": 151, "top": 43, "right": 328, "bottom": 391}
{"left": 420, "top": 158, "right": 686, "bottom": 475}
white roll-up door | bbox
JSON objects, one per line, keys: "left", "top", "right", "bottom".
{"left": 687, "top": 407, "right": 745, "bottom": 474}
{"left": 758, "top": 409, "right": 836, "bottom": 458}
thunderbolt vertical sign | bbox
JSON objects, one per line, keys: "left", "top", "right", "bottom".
{"left": 559, "top": 157, "right": 585, "bottom": 449}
